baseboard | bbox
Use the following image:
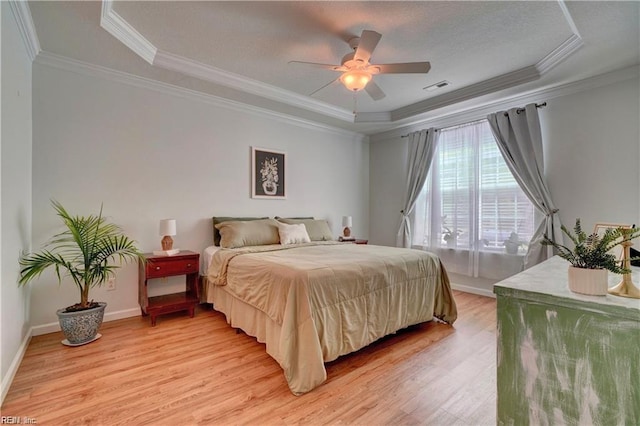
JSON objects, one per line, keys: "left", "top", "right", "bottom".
{"left": 1, "top": 327, "right": 33, "bottom": 405}
{"left": 31, "top": 307, "right": 141, "bottom": 336}
{"left": 103, "top": 307, "right": 141, "bottom": 324}
{"left": 450, "top": 283, "right": 496, "bottom": 298}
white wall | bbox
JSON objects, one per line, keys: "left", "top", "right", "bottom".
{"left": 30, "top": 62, "right": 369, "bottom": 329}
{"left": 1, "top": 2, "right": 33, "bottom": 400}
{"left": 542, "top": 77, "right": 640, "bottom": 229}
{"left": 369, "top": 75, "right": 640, "bottom": 285}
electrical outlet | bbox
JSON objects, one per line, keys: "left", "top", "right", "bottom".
{"left": 106, "top": 278, "right": 116, "bottom": 291}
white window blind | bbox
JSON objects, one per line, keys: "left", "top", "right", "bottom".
{"left": 413, "top": 120, "right": 536, "bottom": 278}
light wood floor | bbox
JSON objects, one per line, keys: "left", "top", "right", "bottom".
{"left": 2, "top": 291, "right": 496, "bottom": 425}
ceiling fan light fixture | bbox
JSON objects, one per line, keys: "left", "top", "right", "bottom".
{"left": 340, "top": 69, "right": 372, "bottom": 92}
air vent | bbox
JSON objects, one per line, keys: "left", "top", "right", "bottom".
{"left": 424, "top": 80, "right": 451, "bottom": 91}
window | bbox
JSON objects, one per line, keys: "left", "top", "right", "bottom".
{"left": 413, "top": 120, "right": 536, "bottom": 277}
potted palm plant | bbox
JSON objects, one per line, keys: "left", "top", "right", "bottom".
{"left": 542, "top": 219, "right": 640, "bottom": 295}
{"left": 19, "top": 200, "right": 143, "bottom": 346}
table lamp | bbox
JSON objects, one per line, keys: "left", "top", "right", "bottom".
{"left": 608, "top": 227, "right": 640, "bottom": 299}
{"left": 342, "top": 216, "right": 352, "bottom": 238}
{"left": 159, "top": 219, "right": 177, "bottom": 252}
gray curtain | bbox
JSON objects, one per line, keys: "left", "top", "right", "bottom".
{"left": 487, "top": 103, "right": 561, "bottom": 268}
{"left": 397, "top": 128, "right": 439, "bottom": 248}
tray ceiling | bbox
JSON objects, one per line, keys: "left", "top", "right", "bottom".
{"left": 25, "top": 1, "right": 640, "bottom": 134}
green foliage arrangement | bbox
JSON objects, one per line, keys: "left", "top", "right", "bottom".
{"left": 542, "top": 219, "right": 640, "bottom": 274}
{"left": 18, "top": 200, "right": 143, "bottom": 311}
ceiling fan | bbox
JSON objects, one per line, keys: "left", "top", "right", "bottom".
{"left": 290, "top": 29, "right": 431, "bottom": 101}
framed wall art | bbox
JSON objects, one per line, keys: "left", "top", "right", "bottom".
{"left": 251, "top": 147, "right": 286, "bottom": 199}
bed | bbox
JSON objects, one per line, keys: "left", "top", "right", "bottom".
{"left": 203, "top": 217, "right": 457, "bottom": 395}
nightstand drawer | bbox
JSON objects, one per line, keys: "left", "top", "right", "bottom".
{"left": 146, "top": 257, "right": 198, "bottom": 278}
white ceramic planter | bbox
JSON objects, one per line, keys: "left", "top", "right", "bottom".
{"left": 567, "top": 266, "right": 608, "bottom": 296}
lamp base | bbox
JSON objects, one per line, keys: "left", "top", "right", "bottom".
{"left": 608, "top": 275, "right": 640, "bottom": 299}
{"left": 608, "top": 236, "right": 639, "bottom": 298}
{"left": 153, "top": 249, "right": 180, "bottom": 256}
{"left": 161, "top": 235, "right": 174, "bottom": 250}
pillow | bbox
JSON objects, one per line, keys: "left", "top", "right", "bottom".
{"left": 274, "top": 216, "right": 314, "bottom": 220}
{"left": 215, "top": 218, "right": 280, "bottom": 248}
{"left": 212, "top": 216, "right": 268, "bottom": 246}
{"left": 277, "top": 218, "right": 334, "bottom": 241}
{"left": 277, "top": 222, "right": 311, "bottom": 245}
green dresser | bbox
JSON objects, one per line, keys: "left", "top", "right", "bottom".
{"left": 494, "top": 256, "right": 640, "bottom": 425}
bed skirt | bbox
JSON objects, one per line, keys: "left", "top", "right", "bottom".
{"left": 204, "top": 277, "right": 327, "bottom": 394}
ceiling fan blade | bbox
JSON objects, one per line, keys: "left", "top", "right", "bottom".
{"left": 353, "top": 30, "right": 382, "bottom": 64}
{"left": 309, "top": 78, "right": 340, "bottom": 96}
{"left": 375, "top": 62, "right": 431, "bottom": 74}
{"left": 365, "top": 80, "right": 386, "bottom": 101}
{"left": 288, "top": 60, "right": 344, "bottom": 71}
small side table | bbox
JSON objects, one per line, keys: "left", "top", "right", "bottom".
{"left": 138, "top": 250, "right": 200, "bottom": 326}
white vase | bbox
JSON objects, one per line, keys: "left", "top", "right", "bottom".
{"left": 504, "top": 242, "right": 519, "bottom": 255}
{"left": 567, "top": 266, "right": 608, "bottom": 296}
{"left": 262, "top": 181, "right": 277, "bottom": 195}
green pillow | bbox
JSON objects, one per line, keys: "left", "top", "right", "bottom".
{"left": 215, "top": 218, "right": 280, "bottom": 248}
{"left": 277, "top": 218, "right": 334, "bottom": 241}
{"left": 212, "top": 216, "right": 268, "bottom": 246}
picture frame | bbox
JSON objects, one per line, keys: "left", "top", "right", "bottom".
{"left": 251, "top": 147, "right": 286, "bottom": 199}
{"left": 593, "top": 222, "right": 631, "bottom": 260}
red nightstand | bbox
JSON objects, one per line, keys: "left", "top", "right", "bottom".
{"left": 138, "top": 250, "right": 200, "bottom": 326}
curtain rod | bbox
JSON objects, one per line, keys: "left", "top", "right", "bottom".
{"left": 400, "top": 128, "right": 439, "bottom": 138}
{"left": 400, "top": 102, "right": 547, "bottom": 138}
{"left": 506, "top": 102, "right": 547, "bottom": 117}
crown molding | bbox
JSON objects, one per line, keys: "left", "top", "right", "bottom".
{"left": 556, "top": 0, "right": 581, "bottom": 37}
{"left": 34, "top": 51, "right": 366, "bottom": 142}
{"left": 8, "top": 0, "right": 41, "bottom": 61}
{"left": 391, "top": 66, "right": 540, "bottom": 122}
{"left": 388, "top": 2, "right": 583, "bottom": 123}
{"left": 369, "top": 65, "right": 640, "bottom": 143}
{"left": 31, "top": 0, "right": 602, "bottom": 143}
{"left": 99, "top": 0, "right": 585, "bottom": 125}
{"left": 30, "top": 51, "right": 639, "bottom": 144}
{"left": 153, "top": 50, "right": 354, "bottom": 123}
{"left": 355, "top": 111, "right": 391, "bottom": 123}
{"left": 361, "top": 0, "right": 583, "bottom": 123}
{"left": 100, "top": 0, "right": 156, "bottom": 64}
{"left": 536, "top": 34, "right": 584, "bottom": 75}
{"left": 100, "top": 0, "right": 353, "bottom": 123}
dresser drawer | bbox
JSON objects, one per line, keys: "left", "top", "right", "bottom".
{"left": 146, "top": 256, "right": 198, "bottom": 279}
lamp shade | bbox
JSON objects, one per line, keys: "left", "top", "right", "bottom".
{"left": 342, "top": 216, "right": 353, "bottom": 227}
{"left": 159, "top": 219, "right": 176, "bottom": 236}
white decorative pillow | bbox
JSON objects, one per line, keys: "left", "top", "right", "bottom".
{"left": 277, "top": 222, "right": 311, "bottom": 245}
